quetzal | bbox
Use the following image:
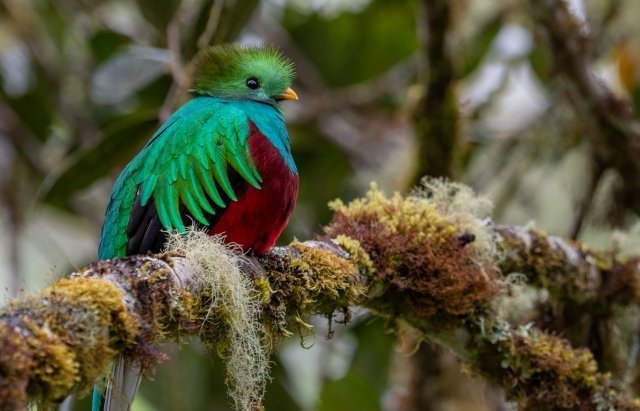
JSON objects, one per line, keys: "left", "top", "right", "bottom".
{"left": 93, "top": 44, "right": 299, "bottom": 411}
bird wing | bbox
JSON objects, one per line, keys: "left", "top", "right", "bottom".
{"left": 98, "top": 97, "right": 262, "bottom": 259}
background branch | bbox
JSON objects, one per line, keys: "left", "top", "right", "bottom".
{"left": 411, "top": 0, "right": 460, "bottom": 181}
{"left": 529, "top": 0, "right": 640, "bottom": 222}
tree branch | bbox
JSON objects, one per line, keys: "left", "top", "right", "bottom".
{"left": 411, "top": 0, "right": 460, "bottom": 180}
{"left": 528, "top": 0, "right": 640, "bottom": 222}
{"left": 1, "top": 184, "right": 639, "bottom": 410}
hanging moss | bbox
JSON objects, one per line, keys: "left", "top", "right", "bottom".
{"left": 163, "top": 230, "right": 268, "bottom": 411}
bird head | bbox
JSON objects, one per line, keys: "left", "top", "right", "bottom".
{"left": 191, "top": 44, "right": 298, "bottom": 105}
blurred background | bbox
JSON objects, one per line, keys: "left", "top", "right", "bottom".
{"left": 2, "top": 0, "right": 640, "bottom": 409}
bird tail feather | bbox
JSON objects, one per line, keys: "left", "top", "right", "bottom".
{"left": 92, "top": 355, "right": 142, "bottom": 411}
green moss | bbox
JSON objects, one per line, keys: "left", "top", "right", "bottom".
{"left": 325, "top": 183, "right": 499, "bottom": 319}
{"left": 492, "top": 328, "right": 608, "bottom": 410}
{"left": 259, "top": 243, "right": 367, "bottom": 339}
{"left": 254, "top": 277, "right": 273, "bottom": 305}
{"left": 499, "top": 229, "right": 606, "bottom": 303}
{"left": 0, "top": 277, "right": 139, "bottom": 407}
{"left": 335, "top": 234, "right": 376, "bottom": 277}
{"left": 292, "top": 243, "right": 366, "bottom": 315}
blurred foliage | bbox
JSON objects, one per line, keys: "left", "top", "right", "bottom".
{"left": 283, "top": 1, "right": 416, "bottom": 87}
{"left": 4, "top": 0, "right": 640, "bottom": 409}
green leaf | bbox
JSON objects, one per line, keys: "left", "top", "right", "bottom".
{"left": 32, "top": 1, "right": 67, "bottom": 53}
{"left": 181, "top": 0, "right": 215, "bottom": 59}
{"left": 139, "top": 341, "right": 234, "bottom": 411}
{"left": 2, "top": 91, "right": 53, "bottom": 142}
{"left": 41, "top": 110, "right": 159, "bottom": 206}
{"left": 208, "top": 0, "right": 260, "bottom": 45}
{"left": 529, "top": 44, "right": 551, "bottom": 84}
{"left": 264, "top": 357, "right": 305, "bottom": 411}
{"left": 0, "top": 53, "right": 55, "bottom": 142}
{"left": 347, "top": 320, "right": 395, "bottom": 392}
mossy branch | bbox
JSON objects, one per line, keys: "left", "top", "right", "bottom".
{"left": 496, "top": 224, "right": 640, "bottom": 308}
{"left": 1, "top": 182, "right": 640, "bottom": 410}
{"left": 0, "top": 252, "right": 209, "bottom": 409}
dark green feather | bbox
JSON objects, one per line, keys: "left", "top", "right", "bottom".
{"left": 98, "top": 98, "right": 266, "bottom": 258}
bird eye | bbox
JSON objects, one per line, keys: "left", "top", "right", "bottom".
{"left": 246, "top": 77, "right": 260, "bottom": 90}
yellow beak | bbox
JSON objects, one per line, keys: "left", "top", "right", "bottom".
{"left": 276, "top": 87, "right": 299, "bottom": 101}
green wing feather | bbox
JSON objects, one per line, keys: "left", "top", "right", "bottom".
{"left": 98, "top": 97, "right": 262, "bottom": 259}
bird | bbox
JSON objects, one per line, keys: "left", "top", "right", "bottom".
{"left": 92, "top": 43, "right": 299, "bottom": 411}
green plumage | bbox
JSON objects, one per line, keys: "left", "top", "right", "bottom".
{"left": 98, "top": 98, "right": 267, "bottom": 259}
{"left": 192, "top": 44, "right": 294, "bottom": 100}
{"left": 98, "top": 44, "right": 296, "bottom": 260}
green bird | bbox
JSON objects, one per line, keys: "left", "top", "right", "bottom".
{"left": 93, "top": 44, "right": 299, "bottom": 411}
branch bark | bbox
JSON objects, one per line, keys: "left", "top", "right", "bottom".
{"left": 1, "top": 186, "right": 639, "bottom": 410}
